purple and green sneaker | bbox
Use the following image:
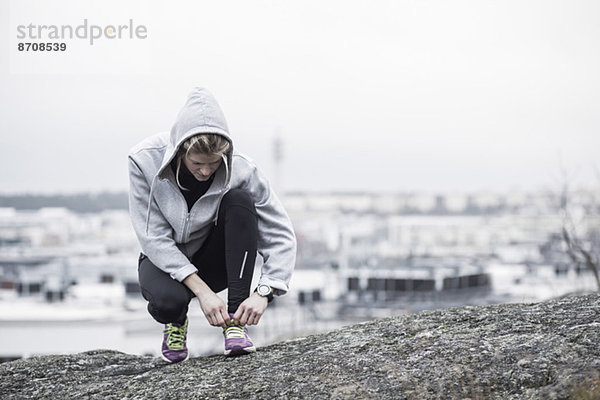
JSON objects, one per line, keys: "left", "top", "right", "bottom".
{"left": 223, "top": 315, "right": 256, "bottom": 356}
{"left": 161, "top": 317, "right": 189, "bottom": 363}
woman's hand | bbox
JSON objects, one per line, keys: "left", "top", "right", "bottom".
{"left": 183, "top": 273, "right": 230, "bottom": 328}
{"left": 197, "top": 292, "right": 230, "bottom": 328}
{"left": 233, "top": 292, "right": 268, "bottom": 326}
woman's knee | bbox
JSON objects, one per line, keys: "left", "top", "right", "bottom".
{"left": 146, "top": 290, "right": 190, "bottom": 323}
{"left": 152, "top": 290, "right": 189, "bottom": 312}
{"left": 220, "top": 189, "right": 255, "bottom": 212}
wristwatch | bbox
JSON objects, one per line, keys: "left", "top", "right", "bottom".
{"left": 255, "top": 284, "right": 274, "bottom": 303}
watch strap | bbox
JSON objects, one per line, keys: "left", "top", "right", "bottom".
{"left": 254, "top": 286, "right": 274, "bottom": 303}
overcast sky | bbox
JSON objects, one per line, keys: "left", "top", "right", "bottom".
{"left": 1, "top": 0, "right": 599, "bottom": 195}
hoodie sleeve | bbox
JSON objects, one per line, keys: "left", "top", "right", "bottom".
{"left": 128, "top": 156, "right": 198, "bottom": 282}
{"left": 241, "top": 160, "right": 297, "bottom": 295}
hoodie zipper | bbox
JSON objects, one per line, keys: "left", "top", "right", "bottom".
{"left": 163, "top": 178, "right": 194, "bottom": 242}
{"left": 164, "top": 170, "right": 228, "bottom": 239}
{"left": 166, "top": 178, "right": 221, "bottom": 241}
{"left": 183, "top": 213, "right": 191, "bottom": 241}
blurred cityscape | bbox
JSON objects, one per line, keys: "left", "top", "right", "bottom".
{"left": 1, "top": 188, "right": 599, "bottom": 362}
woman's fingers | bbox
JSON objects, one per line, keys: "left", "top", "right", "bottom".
{"left": 242, "top": 308, "right": 262, "bottom": 326}
{"left": 198, "top": 294, "right": 229, "bottom": 327}
{"left": 239, "top": 308, "right": 250, "bottom": 325}
{"left": 219, "top": 309, "right": 230, "bottom": 328}
{"left": 209, "top": 308, "right": 228, "bottom": 328}
{"left": 203, "top": 294, "right": 268, "bottom": 327}
{"left": 234, "top": 294, "right": 268, "bottom": 325}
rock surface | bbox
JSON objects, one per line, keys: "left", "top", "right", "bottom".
{"left": 1, "top": 294, "right": 599, "bottom": 399}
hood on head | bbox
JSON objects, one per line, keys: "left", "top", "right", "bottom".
{"left": 157, "top": 87, "right": 233, "bottom": 181}
{"left": 144, "top": 87, "right": 234, "bottom": 234}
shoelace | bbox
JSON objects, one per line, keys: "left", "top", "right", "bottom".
{"left": 165, "top": 324, "right": 186, "bottom": 350}
{"left": 223, "top": 325, "right": 245, "bottom": 339}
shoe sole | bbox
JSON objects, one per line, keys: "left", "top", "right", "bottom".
{"left": 161, "top": 353, "right": 189, "bottom": 363}
{"left": 224, "top": 345, "right": 256, "bottom": 356}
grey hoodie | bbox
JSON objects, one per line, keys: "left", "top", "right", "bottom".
{"left": 128, "top": 88, "right": 296, "bottom": 294}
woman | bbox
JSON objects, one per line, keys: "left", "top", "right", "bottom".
{"left": 128, "top": 87, "right": 296, "bottom": 362}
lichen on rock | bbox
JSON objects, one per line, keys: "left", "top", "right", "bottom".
{"left": 1, "top": 293, "right": 599, "bottom": 399}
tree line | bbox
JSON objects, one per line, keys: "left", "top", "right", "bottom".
{"left": 0, "top": 192, "right": 128, "bottom": 213}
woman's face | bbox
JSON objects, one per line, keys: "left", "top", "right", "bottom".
{"left": 183, "top": 152, "right": 223, "bottom": 181}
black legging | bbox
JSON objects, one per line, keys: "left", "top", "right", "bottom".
{"left": 138, "top": 189, "right": 258, "bottom": 324}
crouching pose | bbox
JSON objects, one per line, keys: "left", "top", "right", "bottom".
{"left": 128, "top": 87, "right": 296, "bottom": 362}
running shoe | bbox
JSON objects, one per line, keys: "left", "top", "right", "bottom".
{"left": 223, "top": 315, "right": 256, "bottom": 356}
{"left": 161, "top": 317, "right": 189, "bottom": 363}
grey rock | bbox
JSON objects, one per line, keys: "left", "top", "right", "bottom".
{"left": 1, "top": 293, "right": 599, "bottom": 399}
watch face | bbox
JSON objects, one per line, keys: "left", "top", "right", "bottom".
{"left": 258, "top": 285, "right": 270, "bottom": 296}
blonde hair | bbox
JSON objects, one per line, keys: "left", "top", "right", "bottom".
{"left": 175, "top": 134, "right": 230, "bottom": 191}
